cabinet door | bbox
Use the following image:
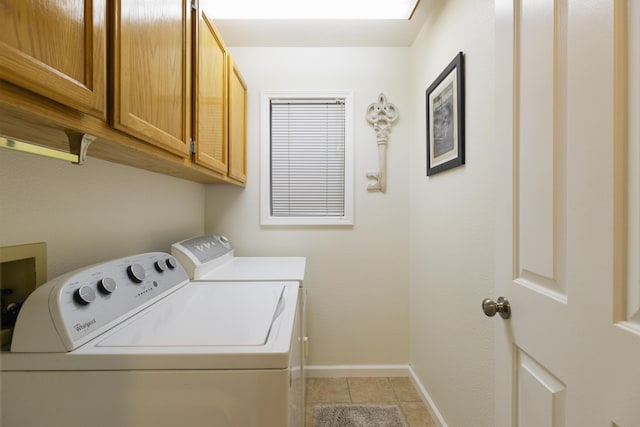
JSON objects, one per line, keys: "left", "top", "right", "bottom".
{"left": 0, "top": 0, "right": 107, "bottom": 119}
{"left": 228, "top": 56, "right": 247, "bottom": 183}
{"left": 193, "top": 1, "right": 228, "bottom": 174}
{"left": 112, "top": 0, "right": 191, "bottom": 157}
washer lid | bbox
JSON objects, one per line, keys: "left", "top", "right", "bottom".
{"left": 95, "top": 283, "right": 285, "bottom": 347}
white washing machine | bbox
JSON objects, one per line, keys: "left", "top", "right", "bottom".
{"left": 0, "top": 251, "right": 303, "bottom": 427}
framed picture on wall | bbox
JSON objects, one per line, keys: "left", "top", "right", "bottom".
{"left": 426, "top": 51, "right": 465, "bottom": 176}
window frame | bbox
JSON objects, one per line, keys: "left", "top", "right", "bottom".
{"left": 260, "top": 90, "right": 354, "bottom": 226}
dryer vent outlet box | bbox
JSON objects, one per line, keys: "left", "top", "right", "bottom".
{"left": 0, "top": 243, "right": 46, "bottom": 348}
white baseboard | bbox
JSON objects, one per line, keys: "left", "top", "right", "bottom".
{"left": 305, "top": 364, "right": 410, "bottom": 377}
{"left": 408, "top": 366, "right": 448, "bottom": 427}
{"left": 304, "top": 364, "right": 447, "bottom": 427}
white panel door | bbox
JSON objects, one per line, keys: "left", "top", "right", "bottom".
{"left": 494, "top": 0, "right": 640, "bottom": 426}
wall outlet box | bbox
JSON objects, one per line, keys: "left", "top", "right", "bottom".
{"left": 0, "top": 242, "right": 46, "bottom": 348}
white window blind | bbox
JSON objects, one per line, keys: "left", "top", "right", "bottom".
{"left": 261, "top": 91, "right": 354, "bottom": 226}
{"left": 270, "top": 99, "right": 345, "bottom": 217}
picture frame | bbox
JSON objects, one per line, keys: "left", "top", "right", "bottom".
{"left": 426, "top": 51, "right": 465, "bottom": 176}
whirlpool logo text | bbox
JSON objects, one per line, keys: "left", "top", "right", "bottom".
{"left": 74, "top": 319, "right": 96, "bottom": 332}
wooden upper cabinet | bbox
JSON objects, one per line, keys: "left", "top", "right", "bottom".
{"left": 0, "top": 0, "right": 107, "bottom": 119}
{"left": 228, "top": 56, "right": 247, "bottom": 183}
{"left": 0, "top": 0, "right": 247, "bottom": 184}
{"left": 193, "top": 1, "right": 228, "bottom": 175}
{"left": 112, "top": 0, "right": 191, "bottom": 157}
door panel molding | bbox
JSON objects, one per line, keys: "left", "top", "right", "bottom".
{"left": 516, "top": 349, "right": 566, "bottom": 427}
{"left": 614, "top": 0, "right": 640, "bottom": 332}
{"left": 514, "top": 0, "right": 567, "bottom": 299}
{"left": 515, "top": 273, "right": 566, "bottom": 304}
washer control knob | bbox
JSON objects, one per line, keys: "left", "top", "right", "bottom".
{"left": 165, "top": 257, "right": 178, "bottom": 270}
{"left": 98, "top": 277, "right": 117, "bottom": 294}
{"left": 127, "top": 264, "right": 146, "bottom": 283}
{"left": 74, "top": 286, "right": 96, "bottom": 305}
{"left": 154, "top": 260, "right": 166, "bottom": 273}
{"left": 219, "top": 235, "right": 230, "bottom": 244}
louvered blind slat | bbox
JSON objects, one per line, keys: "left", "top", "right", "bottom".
{"left": 270, "top": 99, "right": 346, "bottom": 217}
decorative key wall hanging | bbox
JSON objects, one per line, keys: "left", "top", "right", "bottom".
{"left": 366, "top": 93, "right": 398, "bottom": 192}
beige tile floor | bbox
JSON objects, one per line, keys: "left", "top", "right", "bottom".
{"left": 305, "top": 377, "right": 436, "bottom": 426}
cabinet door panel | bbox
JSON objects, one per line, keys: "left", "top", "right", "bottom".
{"left": 228, "top": 56, "right": 247, "bottom": 183}
{"left": 193, "top": 3, "right": 227, "bottom": 174}
{"left": 0, "top": 0, "right": 107, "bottom": 119}
{"left": 112, "top": 0, "right": 190, "bottom": 157}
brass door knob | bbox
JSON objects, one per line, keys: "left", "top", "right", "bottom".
{"left": 482, "top": 297, "right": 511, "bottom": 319}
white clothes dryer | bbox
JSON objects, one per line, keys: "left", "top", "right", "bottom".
{"left": 171, "top": 234, "right": 306, "bottom": 283}
{"left": 171, "top": 234, "right": 308, "bottom": 426}
{"left": 0, "top": 252, "right": 303, "bottom": 427}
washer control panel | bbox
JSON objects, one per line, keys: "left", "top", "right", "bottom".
{"left": 11, "top": 252, "right": 189, "bottom": 352}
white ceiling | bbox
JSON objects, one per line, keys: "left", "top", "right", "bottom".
{"left": 213, "top": 0, "right": 436, "bottom": 47}
{"left": 212, "top": 0, "right": 420, "bottom": 20}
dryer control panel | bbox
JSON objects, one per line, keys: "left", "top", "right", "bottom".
{"left": 172, "top": 234, "right": 234, "bottom": 279}
{"left": 10, "top": 252, "right": 189, "bottom": 353}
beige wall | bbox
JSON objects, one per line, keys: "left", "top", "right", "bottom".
{"left": 207, "top": 4, "right": 497, "bottom": 421}
{"left": 0, "top": 150, "right": 205, "bottom": 279}
{"left": 409, "top": 0, "right": 496, "bottom": 425}
{"left": 204, "top": 47, "right": 411, "bottom": 366}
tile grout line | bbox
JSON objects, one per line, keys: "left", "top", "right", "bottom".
{"left": 346, "top": 377, "right": 353, "bottom": 403}
{"left": 388, "top": 377, "right": 400, "bottom": 402}
{"left": 389, "top": 377, "right": 412, "bottom": 427}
